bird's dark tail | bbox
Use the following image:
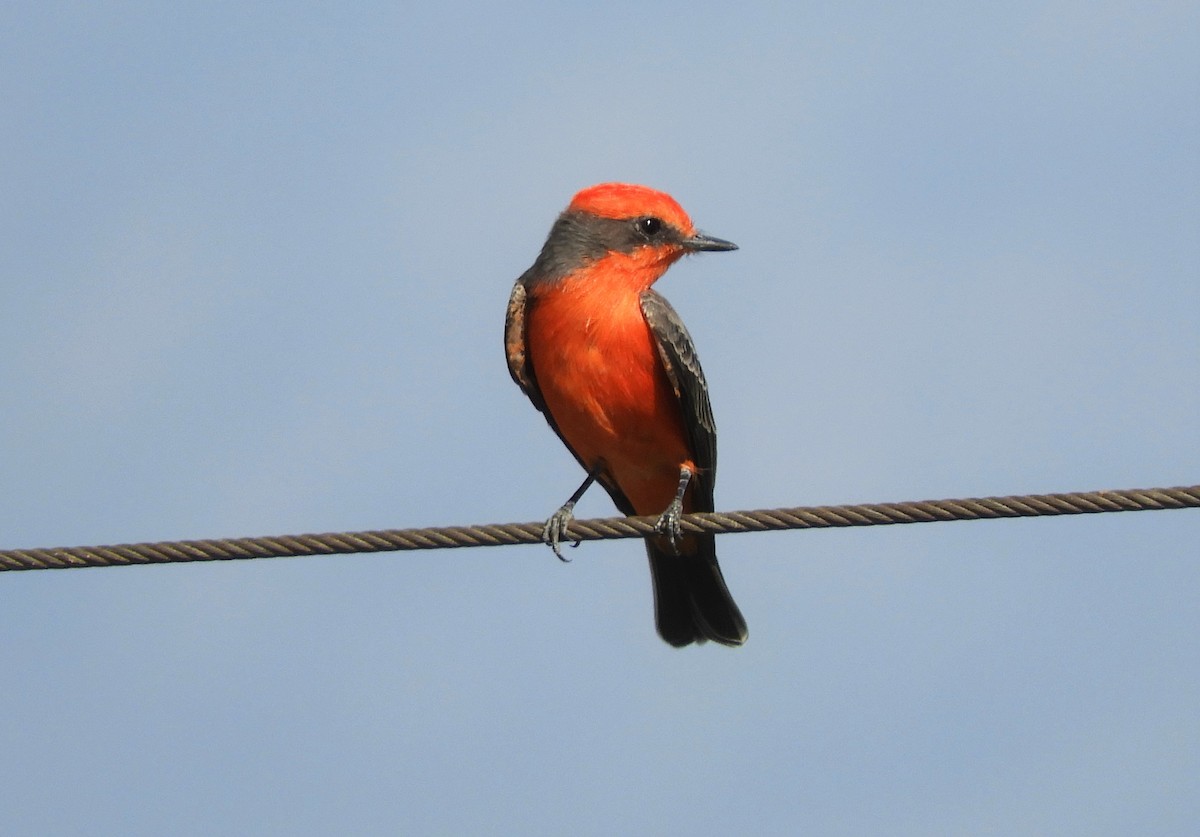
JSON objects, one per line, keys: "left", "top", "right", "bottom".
{"left": 647, "top": 534, "right": 747, "bottom": 647}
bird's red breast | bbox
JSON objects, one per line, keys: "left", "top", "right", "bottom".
{"left": 525, "top": 257, "right": 698, "bottom": 516}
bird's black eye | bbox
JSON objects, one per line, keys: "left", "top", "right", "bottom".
{"left": 635, "top": 216, "right": 663, "bottom": 238}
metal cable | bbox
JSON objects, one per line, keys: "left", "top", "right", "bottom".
{"left": 2, "top": 484, "right": 1197, "bottom": 573}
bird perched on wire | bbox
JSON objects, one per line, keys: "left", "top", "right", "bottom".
{"left": 505, "top": 183, "right": 747, "bottom": 647}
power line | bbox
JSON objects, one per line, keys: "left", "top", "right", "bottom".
{"left": 1, "top": 484, "right": 1197, "bottom": 573}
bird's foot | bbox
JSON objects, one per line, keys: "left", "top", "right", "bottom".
{"left": 542, "top": 502, "right": 580, "bottom": 562}
{"left": 654, "top": 498, "right": 685, "bottom": 555}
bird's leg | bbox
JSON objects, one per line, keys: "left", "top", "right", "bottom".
{"left": 543, "top": 463, "right": 602, "bottom": 561}
{"left": 654, "top": 465, "right": 692, "bottom": 555}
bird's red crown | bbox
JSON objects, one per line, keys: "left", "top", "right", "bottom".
{"left": 567, "top": 183, "right": 696, "bottom": 236}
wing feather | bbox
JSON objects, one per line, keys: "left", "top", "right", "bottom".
{"left": 504, "top": 281, "right": 544, "bottom": 411}
{"left": 639, "top": 290, "right": 717, "bottom": 511}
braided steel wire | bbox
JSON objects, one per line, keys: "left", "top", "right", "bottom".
{"left": 2, "top": 484, "right": 1197, "bottom": 572}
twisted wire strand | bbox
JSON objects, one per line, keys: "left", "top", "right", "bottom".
{"left": 2, "top": 484, "right": 1197, "bottom": 573}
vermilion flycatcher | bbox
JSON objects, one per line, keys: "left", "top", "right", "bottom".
{"left": 505, "top": 183, "right": 747, "bottom": 647}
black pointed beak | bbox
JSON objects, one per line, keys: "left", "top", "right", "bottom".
{"left": 682, "top": 231, "right": 738, "bottom": 252}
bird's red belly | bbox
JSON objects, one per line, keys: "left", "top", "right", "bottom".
{"left": 527, "top": 290, "right": 693, "bottom": 515}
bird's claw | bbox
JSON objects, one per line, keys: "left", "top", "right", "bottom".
{"left": 542, "top": 502, "right": 580, "bottom": 562}
{"left": 654, "top": 499, "right": 685, "bottom": 555}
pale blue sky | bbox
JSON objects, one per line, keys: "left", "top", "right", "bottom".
{"left": 3, "top": 3, "right": 1198, "bottom": 834}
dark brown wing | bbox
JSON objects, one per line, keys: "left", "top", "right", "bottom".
{"left": 639, "top": 289, "right": 717, "bottom": 511}
{"left": 639, "top": 290, "right": 744, "bottom": 646}
{"left": 504, "top": 280, "right": 544, "bottom": 410}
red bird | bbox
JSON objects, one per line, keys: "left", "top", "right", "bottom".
{"left": 505, "top": 183, "right": 747, "bottom": 647}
